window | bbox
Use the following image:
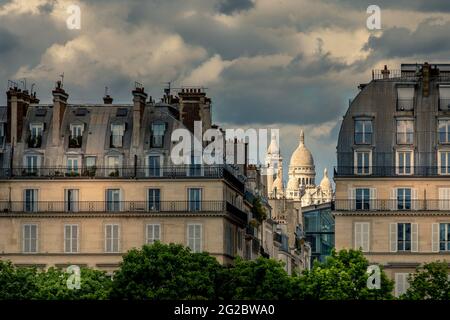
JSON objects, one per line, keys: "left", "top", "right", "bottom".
{"left": 355, "top": 188, "right": 370, "bottom": 210}
{"left": 64, "top": 224, "right": 79, "bottom": 253}
{"left": 438, "top": 120, "right": 450, "bottom": 144}
{"left": 23, "top": 224, "right": 38, "bottom": 253}
{"left": 0, "top": 123, "right": 4, "bottom": 144}
{"left": 439, "top": 223, "right": 450, "bottom": 251}
{"left": 395, "top": 273, "right": 410, "bottom": 297}
{"left": 67, "top": 157, "right": 80, "bottom": 175}
{"left": 396, "top": 150, "right": 413, "bottom": 175}
{"left": 147, "top": 155, "right": 161, "bottom": 177}
{"left": 396, "top": 87, "right": 414, "bottom": 111}
{"left": 30, "top": 123, "right": 43, "bottom": 137}
{"left": 397, "top": 188, "right": 412, "bottom": 210}
{"left": 83, "top": 156, "right": 96, "bottom": 176}
{"left": 396, "top": 120, "right": 414, "bottom": 144}
{"left": 25, "top": 155, "right": 39, "bottom": 175}
{"left": 439, "top": 151, "right": 450, "bottom": 175}
{"left": 110, "top": 124, "right": 125, "bottom": 148}
{"left": 439, "top": 85, "right": 450, "bottom": 110}
{"left": 106, "top": 189, "right": 121, "bottom": 212}
{"left": 225, "top": 223, "right": 236, "bottom": 256}
{"left": 24, "top": 189, "right": 38, "bottom": 212}
{"left": 439, "top": 188, "right": 450, "bottom": 210}
{"left": 354, "top": 222, "right": 370, "bottom": 252}
{"left": 65, "top": 189, "right": 79, "bottom": 212}
{"left": 354, "top": 151, "right": 371, "bottom": 175}
{"left": 106, "top": 156, "right": 120, "bottom": 176}
{"left": 397, "top": 223, "right": 411, "bottom": 251}
{"left": 105, "top": 224, "right": 120, "bottom": 253}
{"left": 188, "top": 188, "right": 202, "bottom": 211}
{"left": 146, "top": 224, "right": 161, "bottom": 244}
{"left": 147, "top": 188, "right": 160, "bottom": 211}
{"left": 151, "top": 122, "right": 166, "bottom": 148}
{"left": 189, "top": 154, "right": 203, "bottom": 176}
{"left": 187, "top": 224, "right": 202, "bottom": 253}
{"left": 70, "top": 124, "right": 84, "bottom": 138}
{"left": 354, "top": 120, "right": 372, "bottom": 144}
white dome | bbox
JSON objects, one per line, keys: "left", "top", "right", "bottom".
{"left": 267, "top": 132, "right": 279, "bottom": 155}
{"left": 289, "top": 130, "right": 314, "bottom": 168}
{"left": 319, "top": 168, "right": 332, "bottom": 191}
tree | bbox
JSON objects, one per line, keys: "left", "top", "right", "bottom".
{"left": 292, "top": 249, "right": 394, "bottom": 300}
{"left": 0, "top": 260, "right": 37, "bottom": 300}
{"left": 402, "top": 261, "right": 450, "bottom": 300}
{"left": 33, "top": 267, "right": 112, "bottom": 300}
{"left": 219, "top": 257, "right": 292, "bottom": 299}
{"left": 110, "top": 242, "right": 222, "bottom": 300}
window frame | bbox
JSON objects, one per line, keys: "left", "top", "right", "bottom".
{"left": 396, "top": 149, "right": 414, "bottom": 175}
{"left": 353, "top": 150, "right": 372, "bottom": 175}
{"left": 146, "top": 224, "right": 161, "bottom": 244}
{"left": 104, "top": 224, "right": 120, "bottom": 253}
{"left": 354, "top": 119, "right": 373, "bottom": 145}
{"left": 22, "top": 224, "right": 38, "bottom": 253}
{"left": 396, "top": 119, "right": 414, "bottom": 145}
{"left": 64, "top": 224, "right": 79, "bottom": 253}
{"left": 187, "top": 223, "right": 202, "bottom": 253}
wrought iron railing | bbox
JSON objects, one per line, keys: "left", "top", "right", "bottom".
{"left": 334, "top": 199, "right": 450, "bottom": 211}
{"left": 0, "top": 200, "right": 227, "bottom": 213}
{"left": 334, "top": 166, "right": 450, "bottom": 177}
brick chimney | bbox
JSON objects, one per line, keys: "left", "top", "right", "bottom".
{"left": 132, "top": 86, "right": 147, "bottom": 148}
{"left": 6, "top": 86, "right": 31, "bottom": 146}
{"left": 51, "top": 80, "right": 69, "bottom": 145}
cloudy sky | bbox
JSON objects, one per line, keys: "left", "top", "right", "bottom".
{"left": 1, "top": 0, "right": 450, "bottom": 183}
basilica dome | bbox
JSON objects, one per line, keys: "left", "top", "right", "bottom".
{"left": 289, "top": 130, "right": 314, "bottom": 168}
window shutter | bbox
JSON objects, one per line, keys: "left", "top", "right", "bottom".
{"left": 390, "top": 223, "right": 398, "bottom": 252}
{"left": 411, "top": 223, "right": 419, "bottom": 252}
{"left": 411, "top": 188, "right": 418, "bottom": 210}
{"left": 395, "top": 273, "right": 404, "bottom": 297}
{"left": 348, "top": 188, "right": 355, "bottom": 210}
{"left": 370, "top": 188, "right": 377, "bottom": 210}
{"left": 354, "top": 223, "right": 362, "bottom": 250}
{"left": 432, "top": 223, "right": 439, "bottom": 253}
{"left": 362, "top": 222, "right": 370, "bottom": 252}
{"left": 390, "top": 189, "right": 397, "bottom": 210}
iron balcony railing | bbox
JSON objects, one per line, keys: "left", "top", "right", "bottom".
{"left": 0, "top": 200, "right": 228, "bottom": 213}
{"left": 397, "top": 98, "right": 414, "bottom": 111}
{"left": 372, "top": 69, "right": 450, "bottom": 82}
{"left": 335, "top": 199, "right": 450, "bottom": 211}
{"left": 334, "top": 166, "right": 450, "bottom": 177}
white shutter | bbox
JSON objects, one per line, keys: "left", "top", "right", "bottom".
{"left": 354, "top": 223, "right": 362, "bottom": 250}
{"left": 362, "top": 222, "right": 370, "bottom": 252}
{"left": 348, "top": 188, "right": 356, "bottom": 210}
{"left": 395, "top": 273, "right": 409, "bottom": 297}
{"left": 439, "top": 188, "right": 450, "bottom": 210}
{"left": 411, "top": 188, "right": 418, "bottom": 210}
{"left": 411, "top": 223, "right": 419, "bottom": 252}
{"left": 370, "top": 188, "right": 377, "bottom": 210}
{"left": 390, "top": 223, "right": 398, "bottom": 252}
{"left": 390, "top": 188, "right": 397, "bottom": 210}
{"left": 432, "top": 223, "right": 440, "bottom": 252}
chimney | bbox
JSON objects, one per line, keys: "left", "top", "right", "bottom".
{"left": 51, "top": 80, "right": 69, "bottom": 145}
{"left": 132, "top": 86, "right": 147, "bottom": 148}
{"left": 103, "top": 94, "right": 113, "bottom": 104}
{"left": 6, "top": 86, "right": 31, "bottom": 146}
{"left": 381, "top": 65, "right": 390, "bottom": 79}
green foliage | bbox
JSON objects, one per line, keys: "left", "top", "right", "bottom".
{"left": 292, "top": 249, "right": 394, "bottom": 300}
{"left": 251, "top": 197, "right": 267, "bottom": 223}
{"left": 0, "top": 261, "right": 37, "bottom": 299}
{"left": 219, "top": 257, "right": 292, "bottom": 299}
{"left": 110, "top": 242, "right": 222, "bottom": 300}
{"left": 402, "top": 261, "right": 450, "bottom": 300}
{"left": 33, "top": 267, "right": 112, "bottom": 300}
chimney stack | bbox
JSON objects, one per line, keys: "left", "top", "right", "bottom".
{"left": 6, "top": 86, "right": 31, "bottom": 146}
{"left": 381, "top": 65, "right": 390, "bottom": 79}
{"left": 103, "top": 94, "right": 113, "bottom": 104}
{"left": 51, "top": 80, "right": 69, "bottom": 145}
{"left": 132, "top": 85, "right": 147, "bottom": 148}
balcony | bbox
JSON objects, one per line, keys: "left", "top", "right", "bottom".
{"left": 397, "top": 98, "right": 414, "bottom": 111}
{"left": 68, "top": 135, "right": 82, "bottom": 148}
{"left": 334, "top": 199, "right": 450, "bottom": 211}
{"left": 334, "top": 166, "right": 450, "bottom": 177}
{"left": 27, "top": 135, "right": 42, "bottom": 148}
{"left": 0, "top": 200, "right": 227, "bottom": 214}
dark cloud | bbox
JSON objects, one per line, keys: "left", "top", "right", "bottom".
{"left": 215, "top": 0, "right": 254, "bottom": 15}
{"left": 324, "top": 0, "right": 450, "bottom": 12}
{"left": 363, "top": 19, "right": 450, "bottom": 59}
{"left": 0, "top": 27, "right": 18, "bottom": 54}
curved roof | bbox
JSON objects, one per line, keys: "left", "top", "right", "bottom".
{"left": 289, "top": 130, "right": 314, "bottom": 168}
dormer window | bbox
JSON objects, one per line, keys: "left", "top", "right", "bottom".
{"left": 28, "top": 123, "right": 43, "bottom": 148}
{"left": 396, "top": 86, "right": 415, "bottom": 111}
{"left": 439, "top": 85, "right": 450, "bottom": 110}
{"left": 110, "top": 123, "right": 125, "bottom": 148}
{"left": 354, "top": 119, "right": 372, "bottom": 144}
{"left": 69, "top": 124, "right": 84, "bottom": 148}
{"left": 0, "top": 123, "right": 4, "bottom": 145}
{"left": 151, "top": 122, "right": 166, "bottom": 148}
